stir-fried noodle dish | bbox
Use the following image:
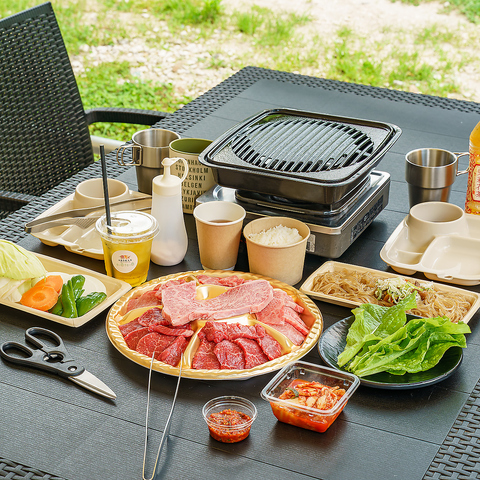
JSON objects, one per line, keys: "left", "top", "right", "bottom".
{"left": 311, "top": 269, "right": 474, "bottom": 323}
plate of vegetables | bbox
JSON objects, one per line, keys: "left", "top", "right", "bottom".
{"left": 318, "top": 293, "right": 470, "bottom": 389}
{"left": 0, "top": 240, "right": 131, "bottom": 327}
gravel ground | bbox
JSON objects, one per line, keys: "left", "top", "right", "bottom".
{"left": 71, "top": 0, "right": 480, "bottom": 107}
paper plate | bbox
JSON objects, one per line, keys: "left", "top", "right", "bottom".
{"left": 1, "top": 253, "right": 131, "bottom": 327}
{"left": 106, "top": 270, "right": 323, "bottom": 380}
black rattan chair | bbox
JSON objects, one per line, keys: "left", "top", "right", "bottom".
{"left": 0, "top": 2, "right": 169, "bottom": 219}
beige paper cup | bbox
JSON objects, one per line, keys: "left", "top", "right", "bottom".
{"left": 243, "top": 216, "right": 310, "bottom": 286}
{"left": 193, "top": 201, "right": 246, "bottom": 270}
{"left": 169, "top": 138, "right": 215, "bottom": 214}
{"left": 73, "top": 178, "right": 129, "bottom": 209}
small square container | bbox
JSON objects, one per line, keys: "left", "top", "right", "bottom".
{"left": 261, "top": 361, "right": 359, "bottom": 433}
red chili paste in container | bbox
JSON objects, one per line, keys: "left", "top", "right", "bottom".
{"left": 203, "top": 396, "right": 257, "bottom": 443}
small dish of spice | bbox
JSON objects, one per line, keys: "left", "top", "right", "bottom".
{"left": 202, "top": 396, "right": 257, "bottom": 443}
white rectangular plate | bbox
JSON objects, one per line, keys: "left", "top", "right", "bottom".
{"left": 1, "top": 253, "right": 132, "bottom": 327}
{"left": 300, "top": 261, "right": 480, "bottom": 324}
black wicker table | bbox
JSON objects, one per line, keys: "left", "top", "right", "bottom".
{"left": 1, "top": 67, "right": 480, "bottom": 480}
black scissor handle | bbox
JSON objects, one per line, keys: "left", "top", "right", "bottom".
{"left": 0, "top": 327, "right": 85, "bottom": 378}
{"left": 25, "top": 327, "right": 74, "bottom": 361}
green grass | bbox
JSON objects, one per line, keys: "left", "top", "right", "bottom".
{"left": 234, "top": 6, "right": 311, "bottom": 46}
{"left": 392, "top": 0, "right": 480, "bottom": 23}
{"left": 77, "top": 61, "right": 192, "bottom": 140}
{"left": 1, "top": 0, "right": 477, "bottom": 143}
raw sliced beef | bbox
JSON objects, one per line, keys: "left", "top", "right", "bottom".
{"left": 124, "top": 327, "right": 150, "bottom": 350}
{"left": 162, "top": 280, "right": 201, "bottom": 325}
{"left": 233, "top": 338, "right": 269, "bottom": 369}
{"left": 153, "top": 278, "right": 188, "bottom": 301}
{"left": 200, "top": 322, "right": 228, "bottom": 343}
{"left": 271, "top": 323, "right": 306, "bottom": 346}
{"left": 149, "top": 324, "right": 194, "bottom": 337}
{"left": 214, "top": 340, "right": 246, "bottom": 369}
{"left": 193, "top": 280, "right": 274, "bottom": 321}
{"left": 158, "top": 336, "right": 189, "bottom": 366}
{"left": 197, "top": 275, "right": 245, "bottom": 287}
{"left": 125, "top": 290, "right": 161, "bottom": 313}
{"left": 119, "top": 319, "right": 144, "bottom": 336}
{"left": 255, "top": 289, "right": 287, "bottom": 326}
{"left": 137, "top": 307, "right": 167, "bottom": 327}
{"left": 256, "top": 333, "right": 282, "bottom": 360}
{"left": 192, "top": 338, "right": 221, "bottom": 370}
{"left": 275, "top": 289, "right": 304, "bottom": 313}
{"left": 162, "top": 279, "right": 274, "bottom": 325}
{"left": 153, "top": 335, "right": 176, "bottom": 359}
{"left": 226, "top": 323, "right": 264, "bottom": 341}
{"left": 283, "top": 307, "right": 309, "bottom": 335}
{"left": 135, "top": 332, "right": 163, "bottom": 357}
{"left": 200, "top": 321, "right": 265, "bottom": 344}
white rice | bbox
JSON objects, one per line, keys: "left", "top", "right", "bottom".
{"left": 247, "top": 224, "right": 303, "bottom": 246}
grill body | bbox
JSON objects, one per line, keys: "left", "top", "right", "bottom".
{"left": 199, "top": 109, "right": 401, "bottom": 205}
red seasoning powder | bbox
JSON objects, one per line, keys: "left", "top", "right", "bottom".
{"left": 207, "top": 409, "right": 252, "bottom": 443}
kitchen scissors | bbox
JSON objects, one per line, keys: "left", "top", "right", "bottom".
{"left": 0, "top": 327, "right": 116, "bottom": 399}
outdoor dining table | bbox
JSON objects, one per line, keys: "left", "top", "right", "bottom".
{"left": 1, "top": 66, "right": 480, "bottom": 480}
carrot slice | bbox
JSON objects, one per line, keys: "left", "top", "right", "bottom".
{"left": 33, "top": 275, "right": 64, "bottom": 295}
{"left": 20, "top": 285, "right": 58, "bottom": 311}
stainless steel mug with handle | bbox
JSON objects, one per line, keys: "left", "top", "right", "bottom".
{"left": 405, "top": 148, "right": 469, "bottom": 208}
{"left": 116, "top": 129, "right": 180, "bottom": 194}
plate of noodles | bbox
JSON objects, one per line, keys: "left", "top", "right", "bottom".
{"left": 301, "top": 261, "right": 480, "bottom": 324}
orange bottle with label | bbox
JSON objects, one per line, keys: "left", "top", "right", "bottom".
{"left": 465, "top": 121, "right": 480, "bottom": 214}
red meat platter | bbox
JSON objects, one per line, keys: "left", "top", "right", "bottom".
{"left": 106, "top": 270, "right": 323, "bottom": 380}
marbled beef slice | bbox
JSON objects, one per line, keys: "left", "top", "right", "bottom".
{"left": 161, "top": 280, "right": 201, "bottom": 326}
{"left": 192, "top": 338, "right": 221, "bottom": 370}
{"left": 194, "top": 280, "right": 274, "bottom": 320}
{"left": 233, "top": 338, "right": 269, "bottom": 369}
{"left": 214, "top": 340, "right": 246, "bottom": 369}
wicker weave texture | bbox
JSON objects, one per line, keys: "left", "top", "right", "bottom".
{"left": 0, "top": 458, "right": 66, "bottom": 480}
{"left": 0, "top": 2, "right": 93, "bottom": 198}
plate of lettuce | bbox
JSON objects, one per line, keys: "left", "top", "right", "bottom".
{"left": 318, "top": 293, "right": 471, "bottom": 389}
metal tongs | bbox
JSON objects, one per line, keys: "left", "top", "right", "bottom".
{"left": 142, "top": 354, "right": 183, "bottom": 480}
{"left": 25, "top": 195, "right": 151, "bottom": 233}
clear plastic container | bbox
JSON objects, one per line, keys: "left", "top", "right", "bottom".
{"left": 202, "top": 396, "right": 257, "bottom": 443}
{"left": 261, "top": 361, "right": 359, "bottom": 433}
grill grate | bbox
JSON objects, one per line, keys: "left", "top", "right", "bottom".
{"left": 230, "top": 116, "right": 375, "bottom": 173}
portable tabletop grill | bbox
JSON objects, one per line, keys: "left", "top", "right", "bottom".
{"left": 198, "top": 109, "right": 401, "bottom": 258}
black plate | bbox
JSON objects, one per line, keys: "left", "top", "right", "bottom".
{"left": 318, "top": 316, "right": 463, "bottom": 389}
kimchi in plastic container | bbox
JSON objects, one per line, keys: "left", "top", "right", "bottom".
{"left": 261, "top": 361, "right": 359, "bottom": 433}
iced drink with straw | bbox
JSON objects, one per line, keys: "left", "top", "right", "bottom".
{"left": 95, "top": 211, "right": 158, "bottom": 287}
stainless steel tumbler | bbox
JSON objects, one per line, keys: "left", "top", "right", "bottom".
{"left": 405, "top": 148, "right": 468, "bottom": 208}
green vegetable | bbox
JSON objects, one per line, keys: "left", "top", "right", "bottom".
{"left": 0, "top": 240, "right": 46, "bottom": 280}
{"left": 70, "top": 275, "right": 85, "bottom": 300}
{"left": 50, "top": 296, "right": 63, "bottom": 316}
{"left": 338, "top": 293, "right": 471, "bottom": 377}
{"left": 0, "top": 240, "right": 46, "bottom": 302}
{"left": 60, "top": 280, "right": 78, "bottom": 318}
{"left": 286, "top": 387, "right": 299, "bottom": 398}
{"left": 76, "top": 292, "right": 107, "bottom": 317}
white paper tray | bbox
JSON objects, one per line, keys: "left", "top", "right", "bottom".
{"left": 29, "top": 190, "right": 149, "bottom": 260}
{"left": 1, "top": 253, "right": 132, "bottom": 327}
{"left": 380, "top": 213, "right": 480, "bottom": 286}
{"left": 300, "top": 261, "right": 480, "bottom": 324}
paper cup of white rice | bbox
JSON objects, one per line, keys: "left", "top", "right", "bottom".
{"left": 243, "top": 216, "right": 310, "bottom": 286}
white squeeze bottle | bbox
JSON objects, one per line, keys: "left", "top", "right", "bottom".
{"left": 150, "top": 157, "right": 189, "bottom": 266}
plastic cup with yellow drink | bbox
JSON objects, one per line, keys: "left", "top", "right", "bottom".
{"left": 95, "top": 211, "right": 158, "bottom": 287}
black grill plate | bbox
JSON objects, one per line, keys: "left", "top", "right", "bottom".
{"left": 199, "top": 108, "right": 401, "bottom": 205}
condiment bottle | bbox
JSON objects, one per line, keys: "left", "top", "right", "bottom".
{"left": 465, "top": 120, "right": 480, "bottom": 214}
{"left": 150, "top": 157, "right": 189, "bottom": 266}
